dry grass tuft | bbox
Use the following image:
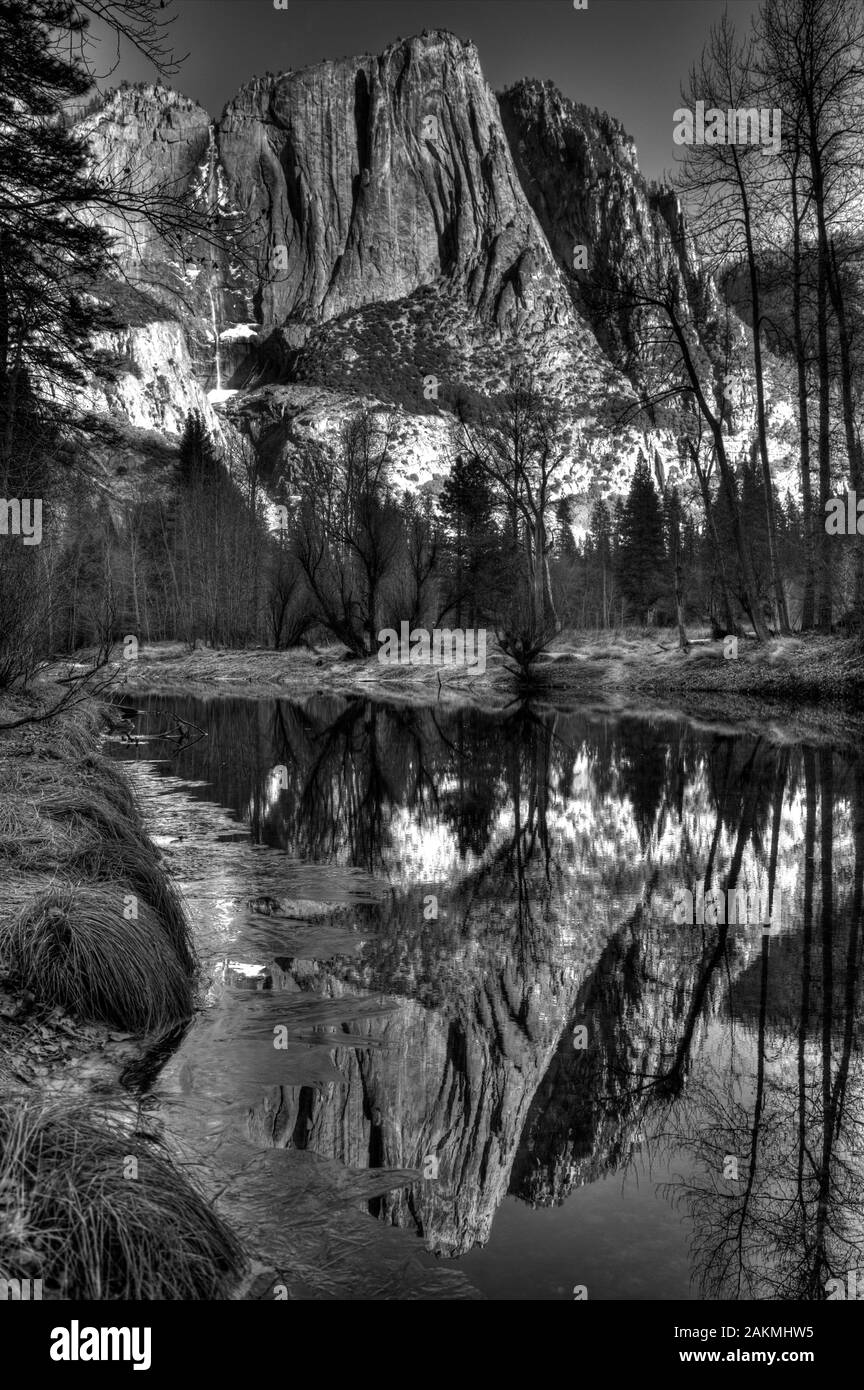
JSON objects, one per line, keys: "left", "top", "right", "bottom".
{"left": 0, "top": 882, "right": 194, "bottom": 1034}
{"left": 0, "top": 1098, "right": 245, "bottom": 1299}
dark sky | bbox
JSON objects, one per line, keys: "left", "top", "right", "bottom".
{"left": 92, "top": 0, "right": 762, "bottom": 181}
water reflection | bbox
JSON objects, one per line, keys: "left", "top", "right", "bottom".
{"left": 114, "top": 696, "right": 864, "bottom": 1300}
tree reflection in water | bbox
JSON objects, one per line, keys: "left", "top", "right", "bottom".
{"left": 119, "top": 696, "right": 864, "bottom": 1297}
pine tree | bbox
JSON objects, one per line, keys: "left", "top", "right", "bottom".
{"left": 439, "top": 452, "right": 494, "bottom": 535}
{"left": 588, "top": 497, "right": 613, "bottom": 626}
{"left": 740, "top": 457, "right": 771, "bottom": 616}
{"left": 588, "top": 498, "right": 612, "bottom": 566}
{"left": 616, "top": 455, "right": 667, "bottom": 623}
{"left": 177, "top": 411, "right": 220, "bottom": 489}
{"left": 664, "top": 485, "right": 689, "bottom": 647}
{"left": 555, "top": 496, "right": 577, "bottom": 561}
{"left": 438, "top": 452, "right": 496, "bottom": 625}
{"left": 0, "top": 1, "right": 113, "bottom": 463}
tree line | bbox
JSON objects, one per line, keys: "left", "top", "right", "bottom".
{"left": 1, "top": 0, "right": 863, "bottom": 692}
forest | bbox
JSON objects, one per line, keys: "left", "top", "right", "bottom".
{"left": 0, "top": 0, "right": 862, "bottom": 687}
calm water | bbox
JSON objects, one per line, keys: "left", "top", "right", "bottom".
{"left": 112, "top": 694, "right": 864, "bottom": 1301}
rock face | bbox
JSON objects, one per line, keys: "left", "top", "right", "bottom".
{"left": 216, "top": 33, "right": 570, "bottom": 334}
{"left": 70, "top": 31, "right": 796, "bottom": 506}
{"left": 498, "top": 79, "right": 708, "bottom": 365}
{"left": 77, "top": 37, "right": 589, "bottom": 347}
{"left": 76, "top": 320, "right": 224, "bottom": 437}
{"left": 74, "top": 85, "right": 212, "bottom": 282}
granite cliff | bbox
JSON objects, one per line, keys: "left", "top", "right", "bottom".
{"left": 69, "top": 30, "right": 796, "bottom": 512}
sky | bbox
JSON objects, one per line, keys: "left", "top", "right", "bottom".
{"left": 89, "top": 0, "right": 763, "bottom": 182}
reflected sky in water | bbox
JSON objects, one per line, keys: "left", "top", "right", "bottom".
{"left": 112, "top": 695, "right": 864, "bottom": 1301}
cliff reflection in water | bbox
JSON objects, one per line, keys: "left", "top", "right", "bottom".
{"left": 120, "top": 695, "right": 864, "bottom": 1300}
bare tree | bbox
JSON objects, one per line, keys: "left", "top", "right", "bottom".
{"left": 615, "top": 267, "right": 771, "bottom": 640}
{"left": 675, "top": 11, "right": 791, "bottom": 633}
{"left": 63, "top": 1, "right": 184, "bottom": 81}
{"left": 293, "top": 412, "right": 402, "bottom": 653}
{"left": 758, "top": 0, "right": 864, "bottom": 625}
{"left": 458, "top": 367, "right": 567, "bottom": 642}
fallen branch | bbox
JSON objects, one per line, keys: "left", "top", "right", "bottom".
{"left": 0, "top": 659, "right": 124, "bottom": 732}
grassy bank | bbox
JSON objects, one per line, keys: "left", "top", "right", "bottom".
{"left": 111, "top": 630, "right": 864, "bottom": 719}
{"left": 0, "top": 698, "right": 196, "bottom": 1030}
{"left": 0, "top": 1098, "right": 244, "bottom": 1300}
{"left": 113, "top": 639, "right": 512, "bottom": 706}
{"left": 0, "top": 693, "right": 247, "bottom": 1299}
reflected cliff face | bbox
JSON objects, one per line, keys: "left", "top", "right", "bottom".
{"left": 115, "top": 696, "right": 864, "bottom": 1301}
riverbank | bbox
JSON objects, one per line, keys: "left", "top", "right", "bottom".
{"left": 0, "top": 693, "right": 246, "bottom": 1298}
{"left": 113, "top": 631, "right": 864, "bottom": 739}
{"left": 0, "top": 697, "right": 159, "bottom": 1095}
{"left": 0, "top": 689, "right": 480, "bottom": 1300}
{"left": 115, "top": 638, "right": 512, "bottom": 705}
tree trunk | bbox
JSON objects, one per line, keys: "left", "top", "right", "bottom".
{"left": 808, "top": 102, "right": 837, "bottom": 631}
{"left": 734, "top": 150, "right": 790, "bottom": 634}
{"left": 791, "top": 161, "right": 815, "bottom": 630}
{"left": 829, "top": 237, "right": 863, "bottom": 613}
{"left": 815, "top": 250, "right": 833, "bottom": 631}
{"left": 670, "top": 313, "right": 769, "bottom": 640}
{"left": 688, "top": 441, "right": 737, "bottom": 634}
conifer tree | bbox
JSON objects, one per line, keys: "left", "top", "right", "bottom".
{"left": 0, "top": 0, "right": 112, "bottom": 463}
{"left": 588, "top": 497, "right": 613, "bottom": 626}
{"left": 616, "top": 455, "right": 667, "bottom": 624}
{"left": 438, "top": 451, "right": 496, "bottom": 625}
{"left": 177, "top": 410, "right": 220, "bottom": 489}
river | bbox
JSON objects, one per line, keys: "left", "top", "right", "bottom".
{"left": 109, "top": 693, "right": 864, "bottom": 1301}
